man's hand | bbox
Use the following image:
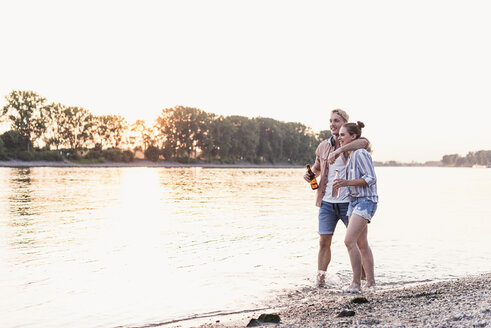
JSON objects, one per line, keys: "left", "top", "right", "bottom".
{"left": 328, "top": 150, "right": 339, "bottom": 164}
{"left": 304, "top": 172, "right": 312, "bottom": 182}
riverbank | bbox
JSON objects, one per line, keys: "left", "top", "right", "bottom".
{"left": 167, "top": 273, "right": 490, "bottom": 328}
{"left": 0, "top": 159, "right": 303, "bottom": 169}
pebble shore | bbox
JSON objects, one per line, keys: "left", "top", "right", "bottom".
{"left": 183, "top": 273, "right": 490, "bottom": 328}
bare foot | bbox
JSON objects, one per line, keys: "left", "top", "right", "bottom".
{"left": 343, "top": 283, "right": 361, "bottom": 294}
{"left": 316, "top": 270, "right": 326, "bottom": 287}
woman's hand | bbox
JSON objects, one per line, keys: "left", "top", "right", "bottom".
{"left": 332, "top": 178, "right": 348, "bottom": 189}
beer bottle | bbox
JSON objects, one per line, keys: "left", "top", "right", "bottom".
{"left": 332, "top": 169, "right": 340, "bottom": 197}
{"left": 306, "top": 165, "right": 319, "bottom": 190}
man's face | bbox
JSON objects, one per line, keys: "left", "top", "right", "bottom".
{"left": 330, "top": 113, "right": 346, "bottom": 136}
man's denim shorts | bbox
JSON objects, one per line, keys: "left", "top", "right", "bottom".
{"left": 347, "top": 198, "right": 378, "bottom": 222}
{"left": 318, "top": 201, "right": 349, "bottom": 235}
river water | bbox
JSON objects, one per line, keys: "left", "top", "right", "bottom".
{"left": 1, "top": 167, "right": 490, "bottom": 327}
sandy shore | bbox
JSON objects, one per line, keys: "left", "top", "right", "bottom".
{"left": 166, "top": 273, "right": 491, "bottom": 328}
{"left": 0, "top": 159, "right": 303, "bottom": 169}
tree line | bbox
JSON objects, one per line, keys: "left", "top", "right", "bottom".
{"left": 0, "top": 90, "right": 328, "bottom": 164}
{"left": 441, "top": 151, "right": 491, "bottom": 167}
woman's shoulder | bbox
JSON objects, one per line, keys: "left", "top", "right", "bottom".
{"left": 353, "top": 148, "right": 369, "bottom": 155}
{"left": 352, "top": 148, "right": 371, "bottom": 159}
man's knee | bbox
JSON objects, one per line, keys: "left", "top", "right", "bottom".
{"left": 319, "top": 235, "right": 333, "bottom": 249}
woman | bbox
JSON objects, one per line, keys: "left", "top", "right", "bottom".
{"left": 333, "top": 121, "right": 378, "bottom": 293}
{"left": 304, "top": 109, "right": 369, "bottom": 286}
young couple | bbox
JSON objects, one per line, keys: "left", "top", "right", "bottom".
{"left": 304, "top": 109, "right": 378, "bottom": 293}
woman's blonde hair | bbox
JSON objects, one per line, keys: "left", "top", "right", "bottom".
{"left": 331, "top": 109, "right": 349, "bottom": 122}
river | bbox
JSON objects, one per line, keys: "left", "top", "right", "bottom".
{"left": 1, "top": 167, "right": 490, "bottom": 327}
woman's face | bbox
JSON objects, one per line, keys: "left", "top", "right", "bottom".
{"left": 338, "top": 126, "right": 356, "bottom": 146}
{"left": 330, "top": 113, "right": 346, "bottom": 136}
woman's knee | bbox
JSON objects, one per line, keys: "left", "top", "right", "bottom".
{"left": 344, "top": 237, "right": 357, "bottom": 249}
{"left": 357, "top": 238, "right": 369, "bottom": 252}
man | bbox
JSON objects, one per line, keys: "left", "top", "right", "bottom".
{"left": 304, "top": 109, "right": 369, "bottom": 286}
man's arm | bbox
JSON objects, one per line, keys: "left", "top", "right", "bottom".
{"left": 328, "top": 138, "right": 369, "bottom": 164}
{"left": 304, "top": 144, "right": 322, "bottom": 182}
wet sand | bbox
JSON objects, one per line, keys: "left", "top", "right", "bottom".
{"left": 165, "top": 273, "right": 490, "bottom": 328}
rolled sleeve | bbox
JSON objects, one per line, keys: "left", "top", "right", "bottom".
{"left": 362, "top": 174, "right": 376, "bottom": 186}
{"left": 356, "top": 151, "right": 377, "bottom": 186}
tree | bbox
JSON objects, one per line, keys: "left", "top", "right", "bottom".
{"left": 42, "top": 102, "right": 65, "bottom": 149}
{"left": 442, "top": 154, "right": 459, "bottom": 166}
{"left": 317, "top": 130, "right": 332, "bottom": 142}
{"left": 282, "top": 122, "right": 317, "bottom": 164}
{"left": 128, "top": 120, "right": 152, "bottom": 151}
{"left": 155, "top": 106, "right": 210, "bottom": 158}
{"left": 58, "top": 107, "right": 94, "bottom": 149}
{"left": 475, "top": 150, "right": 491, "bottom": 165}
{"left": 1, "top": 90, "right": 47, "bottom": 151}
{"left": 256, "top": 117, "right": 285, "bottom": 163}
{"left": 207, "top": 116, "right": 237, "bottom": 161}
{"left": 94, "top": 115, "right": 128, "bottom": 149}
{"left": 228, "top": 116, "right": 259, "bottom": 161}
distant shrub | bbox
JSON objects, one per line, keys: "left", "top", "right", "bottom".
{"left": 0, "top": 138, "right": 7, "bottom": 160}
{"left": 85, "top": 149, "right": 103, "bottom": 160}
{"left": 121, "top": 150, "right": 134, "bottom": 163}
{"left": 73, "top": 158, "right": 105, "bottom": 164}
{"left": 100, "top": 148, "right": 133, "bottom": 162}
{"left": 102, "top": 148, "right": 122, "bottom": 162}
{"left": 220, "top": 158, "right": 235, "bottom": 164}
{"left": 33, "top": 150, "right": 63, "bottom": 161}
{"left": 144, "top": 146, "right": 160, "bottom": 162}
{"left": 175, "top": 157, "right": 196, "bottom": 164}
{"left": 1, "top": 130, "right": 27, "bottom": 151}
{"left": 17, "top": 151, "right": 34, "bottom": 161}
{"left": 68, "top": 152, "right": 82, "bottom": 161}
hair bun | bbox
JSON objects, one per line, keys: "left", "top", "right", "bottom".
{"left": 356, "top": 121, "right": 365, "bottom": 129}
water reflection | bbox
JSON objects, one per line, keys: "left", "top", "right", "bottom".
{"left": 0, "top": 167, "right": 489, "bottom": 328}
{"left": 8, "top": 168, "right": 35, "bottom": 218}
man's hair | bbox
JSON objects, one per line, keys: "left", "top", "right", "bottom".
{"left": 331, "top": 109, "right": 349, "bottom": 122}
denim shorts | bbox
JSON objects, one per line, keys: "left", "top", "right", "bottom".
{"left": 347, "top": 198, "right": 378, "bottom": 222}
{"left": 318, "top": 201, "right": 349, "bottom": 235}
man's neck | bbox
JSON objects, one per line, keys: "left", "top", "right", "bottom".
{"left": 332, "top": 135, "right": 341, "bottom": 148}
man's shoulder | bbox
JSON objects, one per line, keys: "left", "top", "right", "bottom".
{"left": 316, "top": 139, "right": 332, "bottom": 152}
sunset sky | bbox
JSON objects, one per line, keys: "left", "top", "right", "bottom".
{"left": 1, "top": 0, "right": 490, "bottom": 162}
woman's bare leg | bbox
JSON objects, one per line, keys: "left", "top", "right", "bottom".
{"left": 357, "top": 224, "right": 375, "bottom": 287}
{"left": 344, "top": 214, "right": 368, "bottom": 291}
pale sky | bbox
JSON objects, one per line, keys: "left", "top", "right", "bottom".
{"left": 1, "top": 0, "right": 490, "bottom": 162}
